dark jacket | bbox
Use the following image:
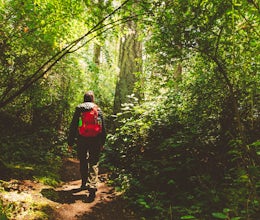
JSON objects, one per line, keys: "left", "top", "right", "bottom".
{"left": 68, "top": 102, "right": 106, "bottom": 146}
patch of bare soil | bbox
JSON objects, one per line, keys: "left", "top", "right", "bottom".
{"left": 1, "top": 158, "right": 138, "bottom": 220}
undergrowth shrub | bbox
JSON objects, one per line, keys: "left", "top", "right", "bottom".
{"left": 105, "top": 90, "right": 259, "bottom": 219}
{"left": 0, "top": 113, "right": 67, "bottom": 186}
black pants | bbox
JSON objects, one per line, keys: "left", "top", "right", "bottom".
{"left": 77, "top": 136, "right": 101, "bottom": 189}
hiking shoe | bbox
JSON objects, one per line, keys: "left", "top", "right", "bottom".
{"left": 88, "top": 187, "right": 97, "bottom": 195}
{"left": 87, "top": 188, "right": 97, "bottom": 202}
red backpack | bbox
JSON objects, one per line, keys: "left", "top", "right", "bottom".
{"left": 78, "top": 105, "right": 102, "bottom": 137}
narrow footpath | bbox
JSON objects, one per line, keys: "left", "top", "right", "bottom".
{"left": 0, "top": 158, "right": 138, "bottom": 220}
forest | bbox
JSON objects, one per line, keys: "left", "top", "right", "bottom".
{"left": 0, "top": 0, "right": 259, "bottom": 219}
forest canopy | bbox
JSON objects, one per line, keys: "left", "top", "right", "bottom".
{"left": 0, "top": 0, "right": 259, "bottom": 219}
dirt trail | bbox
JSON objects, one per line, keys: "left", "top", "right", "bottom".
{"left": 0, "top": 158, "right": 137, "bottom": 220}
{"left": 48, "top": 158, "right": 136, "bottom": 220}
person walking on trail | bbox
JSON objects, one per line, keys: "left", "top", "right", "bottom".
{"left": 67, "top": 91, "right": 106, "bottom": 200}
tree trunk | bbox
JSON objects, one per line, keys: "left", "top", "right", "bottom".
{"left": 113, "top": 21, "right": 142, "bottom": 113}
{"left": 93, "top": 43, "right": 101, "bottom": 66}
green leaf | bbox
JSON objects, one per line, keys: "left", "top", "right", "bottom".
{"left": 167, "top": 179, "right": 175, "bottom": 185}
{"left": 212, "top": 212, "right": 228, "bottom": 219}
{"left": 223, "top": 208, "right": 230, "bottom": 214}
{"left": 181, "top": 216, "right": 196, "bottom": 219}
{"left": 251, "top": 141, "right": 260, "bottom": 147}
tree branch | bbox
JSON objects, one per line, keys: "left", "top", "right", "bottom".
{"left": 68, "top": 14, "right": 140, "bottom": 53}
{"left": 0, "top": 0, "right": 133, "bottom": 108}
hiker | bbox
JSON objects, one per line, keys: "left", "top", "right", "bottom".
{"left": 67, "top": 91, "right": 106, "bottom": 199}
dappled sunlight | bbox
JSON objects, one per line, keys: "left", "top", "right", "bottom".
{"left": 0, "top": 0, "right": 259, "bottom": 219}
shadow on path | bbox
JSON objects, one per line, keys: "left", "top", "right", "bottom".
{"left": 40, "top": 187, "right": 95, "bottom": 204}
{"left": 39, "top": 158, "right": 139, "bottom": 219}
{"left": 78, "top": 196, "right": 137, "bottom": 220}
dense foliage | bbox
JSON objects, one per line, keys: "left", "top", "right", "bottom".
{"left": 0, "top": 0, "right": 119, "bottom": 217}
{"left": 104, "top": 0, "right": 260, "bottom": 219}
{"left": 0, "top": 0, "right": 259, "bottom": 219}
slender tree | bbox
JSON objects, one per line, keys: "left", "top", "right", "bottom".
{"left": 113, "top": 20, "right": 142, "bottom": 113}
